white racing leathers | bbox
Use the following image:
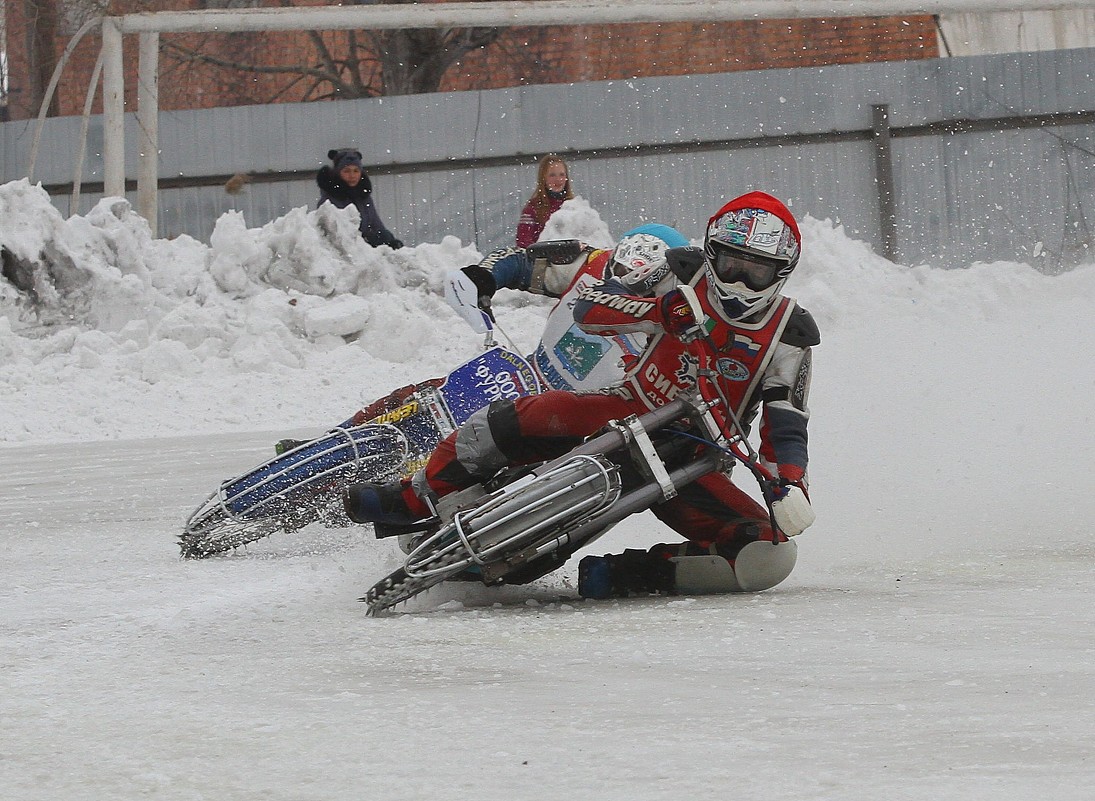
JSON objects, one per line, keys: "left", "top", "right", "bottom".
{"left": 484, "top": 246, "right": 647, "bottom": 391}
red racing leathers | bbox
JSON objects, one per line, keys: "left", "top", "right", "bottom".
{"left": 400, "top": 257, "right": 818, "bottom": 559}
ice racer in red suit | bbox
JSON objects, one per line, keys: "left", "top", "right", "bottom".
{"left": 347, "top": 192, "right": 820, "bottom": 599}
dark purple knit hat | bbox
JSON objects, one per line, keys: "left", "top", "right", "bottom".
{"left": 329, "top": 149, "right": 363, "bottom": 171}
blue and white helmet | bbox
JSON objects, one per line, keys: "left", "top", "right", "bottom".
{"left": 611, "top": 223, "right": 689, "bottom": 295}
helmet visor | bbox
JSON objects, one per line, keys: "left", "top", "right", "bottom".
{"left": 709, "top": 243, "right": 788, "bottom": 292}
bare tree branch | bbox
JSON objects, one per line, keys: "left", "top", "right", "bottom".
{"left": 151, "top": 0, "right": 503, "bottom": 103}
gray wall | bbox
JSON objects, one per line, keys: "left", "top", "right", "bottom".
{"left": 4, "top": 46, "right": 1095, "bottom": 271}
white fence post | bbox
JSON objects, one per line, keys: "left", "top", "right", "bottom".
{"left": 101, "top": 18, "right": 126, "bottom": 199}
{"left": 137, "top": 31, "right": 160, "bottom": 236}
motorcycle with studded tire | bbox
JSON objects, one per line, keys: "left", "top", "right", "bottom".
{"left": 362, "top": 286, "right": 797, "bottom": 615}
{"left": 178, "top": 273, "right": 539, "bottom": 560}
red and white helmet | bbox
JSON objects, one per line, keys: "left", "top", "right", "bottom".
{"left": 704, "top": 192, "right": 801, "bottom": 318}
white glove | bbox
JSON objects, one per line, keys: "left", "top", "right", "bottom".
{"left": 772, "top": 484, "right": 815, "bottom": 537}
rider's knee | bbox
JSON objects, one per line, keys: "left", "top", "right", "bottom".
{"left": 452, "top": 400, "right": 517, "bottom": 478}
{"left": 727, "top": 538, "right": 797, "bottom": 591}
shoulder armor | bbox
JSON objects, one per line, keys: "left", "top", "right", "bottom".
{"left": 781, "top": 306, "right": 821, "bottom": 348}
{"left": 666, "top": 246, "right": 705, "bottom": 283}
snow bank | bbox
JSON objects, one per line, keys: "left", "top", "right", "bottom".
{"left": 2, "top": 178, "right": 1093, "bottom": 449}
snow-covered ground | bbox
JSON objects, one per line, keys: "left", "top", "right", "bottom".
{"left": 2, "top": 179, "right": 1093, "bottom": 799}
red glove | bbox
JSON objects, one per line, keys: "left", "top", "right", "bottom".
{"left": 656, "top": 289, "right": 700, "bottom": 341}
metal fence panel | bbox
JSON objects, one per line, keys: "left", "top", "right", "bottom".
{"left": 5, "top": 46, "right": 1095, "bottom": 270}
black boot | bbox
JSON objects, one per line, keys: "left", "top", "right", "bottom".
{"left": 343, "top": 482, "right": 438, "bottom": 543}
{"left": 344, "top": 482, "right": 417, "bottom": 524}
{"left": 578, "top": 548, "right": 676, "bottom": 599}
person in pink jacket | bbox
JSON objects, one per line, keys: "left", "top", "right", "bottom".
{"left": 515, "top": 154, "right": 574, "bottom": 248}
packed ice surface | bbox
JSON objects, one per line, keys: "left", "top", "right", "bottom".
{"left": 2, "top": 179, "right": 1094, "bottom": 800}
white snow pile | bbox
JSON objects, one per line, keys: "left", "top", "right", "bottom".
{"left": 2, "top": 176, "right": 1093, "bottom": 455}
{"left": 0, "top": 179, "right": 612, "bottom": 443}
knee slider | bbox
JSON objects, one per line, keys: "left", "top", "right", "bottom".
{"left": 731, "top": 538, "right": 797, "bottom": 591}
{"left": 670, "top": 539, "right": 797, "bottom": 594}
{"left": 670, "top": 554, "right": 742, "bottom": 594}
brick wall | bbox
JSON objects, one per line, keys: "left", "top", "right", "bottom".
{"left": 441, "top": 17, "right": 939, "bottom": 91}
{"left": 4, "top": 0, "right": 334, "bottom": 119}
{"left": 2, "top": 1, "right": 938, "bottom": 120}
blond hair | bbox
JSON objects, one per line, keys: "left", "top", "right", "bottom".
{"left": 527, "top": 154, "right": 574, "bottom": 225}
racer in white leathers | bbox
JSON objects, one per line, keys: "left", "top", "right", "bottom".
{"left": 459, "top": 223, "right": 690, "bottom": 392}
{"left": 330, "top": 224, "right": 689, "bottom": 429}
{"left": 347, "top": 193, "right": 819, "bottom": 599}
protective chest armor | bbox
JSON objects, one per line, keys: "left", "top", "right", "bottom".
{"left": 625, "top": 292, "right": 796, "bottom": 416}
{"left": 531, "top": 251, "right": 646, "bottom": 391}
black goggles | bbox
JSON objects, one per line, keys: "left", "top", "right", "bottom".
{"left": 708, "top": 243, "right": 788, "bottom": 292}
